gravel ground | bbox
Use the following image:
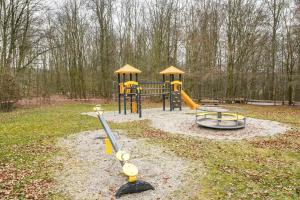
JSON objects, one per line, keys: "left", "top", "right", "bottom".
{"left": 53, "top": 130, "right": 194, "bottom": 200}
{"left": 53, "top": 107, "right": 290, "bottom": 199}
{"left": 83, "top": 107, "right": 290, "bottom": 140}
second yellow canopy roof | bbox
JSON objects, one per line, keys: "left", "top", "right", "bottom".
{"left": 160, "top": 66, "right": 185, "bottom": 75}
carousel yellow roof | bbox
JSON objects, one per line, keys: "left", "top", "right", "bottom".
{"left": 114, "top": 64, "right": 142, "bottom": 74}
{"left": 160, "top": 66, "right": 185, "bottom": 75}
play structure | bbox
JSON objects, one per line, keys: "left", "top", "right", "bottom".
{"left": 114, "top": 64, "right": 246, "bottom": 130}
{"left": 115, "top": 64, "right": 199, "bottom": 118}
{"left": 196, "top": 111, "right": 246, "bottom": 130}
{"left": 94, "top": 106, "right": 154, "bottom": 198}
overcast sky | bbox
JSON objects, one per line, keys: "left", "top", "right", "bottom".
{"left": 44, "top": 0, "right": 65, "bottom": 10}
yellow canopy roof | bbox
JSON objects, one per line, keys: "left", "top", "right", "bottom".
{"left": 160, "top": 66, "right": 185, "bottom": 75}
{"left": 114, "top": 64, "right": 142, "bottom": 74}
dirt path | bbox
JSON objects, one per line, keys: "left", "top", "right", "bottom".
{"left": 83, "top": 107, "right": 290, "bottom": 140}
{"left": 53, "top": 130, "right": 196, "bottom": 200}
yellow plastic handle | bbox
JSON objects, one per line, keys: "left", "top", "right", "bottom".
{"left": 93, "top": 105, "right": 104, "bottom": 115}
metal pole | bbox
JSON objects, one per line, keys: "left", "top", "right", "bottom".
{"left": 179, "top": 74, "right": 182, "bottom": 111}
{"left": 217, "top": 112, "right": 222, "bottom": 126}
{"left": 170, "top": 75, "right": 172, "bottom": 111}
{"left": 138, "top": 88, "right": 142, "bottom": 118}
{"left": 136, "top": 91, "right": 138, "bottom": 114}
{"left": 123, "top": 73, "right": 126, "bottom": 115}
{"left": 179, "top": 74, "right": 182, "bottom": 112}
{"left": 130, "top": 73, "right": 133, "bottom": 113}
{"left": 118, "top": 74, "right": 121, "bottom": 114}
{"left": 124, "top": 89, "right": 127, "bottom": 115}
{"left": 136, "top": 73, "right": 139, "bottom": 115}
{"left": 163, "top": 75, "right": 165, "bottom": 111}
{"left": 179, "top": 86, "right": 182, "bottom": 111}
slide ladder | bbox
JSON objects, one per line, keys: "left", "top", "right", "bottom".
{"left": 181, "top": 90, "right": 199, "bottom": 110}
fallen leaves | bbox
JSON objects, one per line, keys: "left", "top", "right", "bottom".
{"left": 20, "top": 143, "right": 56, "bottom": 156}
{"left": 249, "top": 131, "right": 300, "bottom": 151}
{"left": 143, "top": 128, "right": 168, "bottom": 139}
{"left": 23, "top": 179, "right": 51, "bottom": 199}
{"left": 0, "top": 163, "right": 52, "bottom": 199}
{"left": 0, "top": 163, "right": 31, "bottom": 199}
{"left": 225, "top": 104, "right": 300, "bottom": 127}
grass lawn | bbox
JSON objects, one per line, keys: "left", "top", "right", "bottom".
{"left": 0, "top": 103, "right": 299, "bottom": 199}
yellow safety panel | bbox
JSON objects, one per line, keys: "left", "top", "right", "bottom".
{"left": 120, "top": 82, "right": 139, "bottom": 94}
{"left": 132, "top": 102, "right": 137, "bottom": 113}
{"left": 119, "top": 83, "right": 125, "bottom": 94}
{"left": 124, "top": 81, "right": 138, "bottom": 87}
{"left": 171, "top": 80, "right": 182, "bottom": 85}
{"left": 171, "top": 81, "right": 182, "bottom": 91}
{"left": 105, "top": 138, "right": 113, "bottom": 155}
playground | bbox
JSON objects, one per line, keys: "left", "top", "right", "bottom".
{"left": 48, "top": 103, "right": 293, "bottom": 199}
{"left": 0, "top": 65, "right": 299, "bottom": 200}
{"left": 50, "top": 103, "right": 297, "bottom": 200}
{"left": 88, "top": 64, "right": 289, "bottom": 141}
{"left": 84, "top": 107, "right": 290, "bottom": 140}
{"left": 48, "top": 65, "right": 297, "bottom": 199}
